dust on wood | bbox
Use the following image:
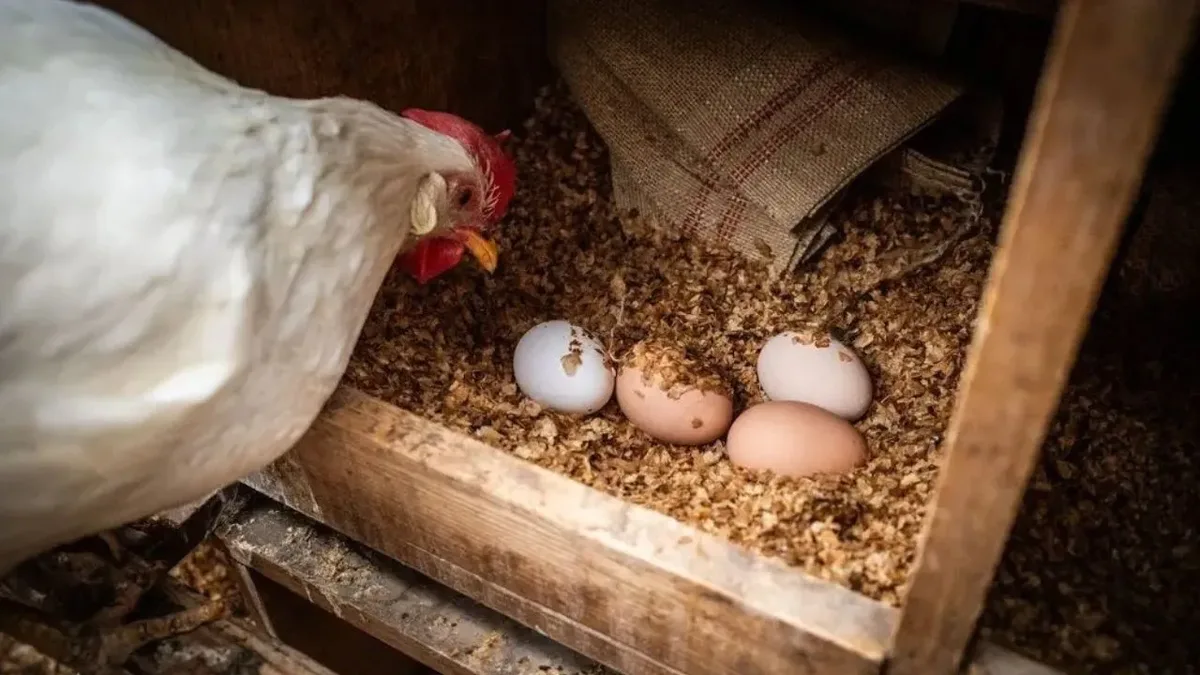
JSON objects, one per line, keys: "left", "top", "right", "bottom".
{"left": 219, "top": 497, "right": 611, "bottom": 675}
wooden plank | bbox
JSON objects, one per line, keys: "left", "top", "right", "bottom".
{"left": 90, "top": 0, "right": 550, "bottom": 133}
{"left": 220, "top": 496, "right": 609, "bottom": 675}
{"left": 242, "top": 387, "right": 895, "bottom": 675}
{"left": 240, "top": 570, "right": 434, "bottom": 675}
{"left": 227, "top": 547, "right": 280, "bottom": 640}
{"left": 221, "top": 494, "right": 1065, "bottom": 675}
{"left": 887, "top": 2, "right": 1199, "bottom": 674}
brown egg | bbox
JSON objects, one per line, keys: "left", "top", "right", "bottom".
{"left": 615, "top": 340, "right": 734, "bottom": 446}
{"left": 726, "top": 401, "right": 866, "bottom": 477}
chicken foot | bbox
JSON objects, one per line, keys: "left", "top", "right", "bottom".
{"left": 0, "top": 488, "right": 247, "bottom": 672}
{"left": 1, "top": 594, "right": 231, "bottom": 674}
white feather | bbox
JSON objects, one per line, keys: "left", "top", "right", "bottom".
{"left": 0, "top": 0, "right": 476, "bottom": 568}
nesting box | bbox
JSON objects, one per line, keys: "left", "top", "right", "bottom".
{"left": 88, "top": 0, "right": 1198, "bottom": 673}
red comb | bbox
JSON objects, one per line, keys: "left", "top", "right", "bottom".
{"left": 400, "top": 108, "right": 516, "bottom": 222}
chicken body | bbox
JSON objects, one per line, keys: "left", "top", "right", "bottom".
{"left": 0, "top": 0, "right": 494, "bottom": 570}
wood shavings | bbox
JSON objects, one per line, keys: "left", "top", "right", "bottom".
{"left": 347, "top": 80, "right": 996, "bottom": 606}
{"left": 623, "top": 339, "right": 730, "bottom": 399}
{"left": 170, "top": 541, "right": 239, "bottom": 606}
{"left": 980, "top": 170, "right": 1200, "bottom": 674}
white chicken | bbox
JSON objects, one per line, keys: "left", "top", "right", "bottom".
{"left": 0, "top": 0, "right": 515, "bottom": 655}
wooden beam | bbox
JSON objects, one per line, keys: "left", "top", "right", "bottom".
{"left": 887, "top": 2, "right": 1198, "bottom": 675}
{"left": 219, "top": 495, "right": 608, "bottom": 675}
{"left": 226, "top": 546, "right": 280, "bottom": 640}
{"left": 242, "top": 387, "right": 895, "bottom": 675}
{"left": 221, "top": 494, "right": 1066, "bottom": 675}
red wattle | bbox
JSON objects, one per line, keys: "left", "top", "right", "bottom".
{"left": 398, "top": 239, "right": 466, "bottom": 285}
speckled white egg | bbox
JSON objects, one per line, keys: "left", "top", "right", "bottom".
{"left": 756, "top": 331, "right": 873, "bottom": 421}
{"left": 513, "top": 320, "right": 614, "bottom": 415}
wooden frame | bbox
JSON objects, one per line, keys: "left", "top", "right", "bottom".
{"left": 888, "top": 1, "right": 1198, "bottom": 673}
{"left": 234, "top": 1, "right": 1195, "bottom": 674}
{"left": 219, "top": 493, "right": 618, "bottom": 675}
{"left": 222, "top": 493, "right": 1057, "bottom": 675}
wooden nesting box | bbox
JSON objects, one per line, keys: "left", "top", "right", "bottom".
{"left": 112, "top": 0, "right": 1194, "bottom": 674}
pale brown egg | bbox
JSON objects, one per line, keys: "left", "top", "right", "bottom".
{"left": 615, "top": 340, "right": 734, "bottom": 446}
{"left": 726, "top": 401, "right": 866, "bottom": 477}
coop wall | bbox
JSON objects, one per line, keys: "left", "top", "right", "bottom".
{"left": 90, "top": 0, "right": 552, "bottom": 133}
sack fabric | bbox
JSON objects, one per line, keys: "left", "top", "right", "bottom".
{"left": 549, "top": 0, "right": 964, "bottom": 273}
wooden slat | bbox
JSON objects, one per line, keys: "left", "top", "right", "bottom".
{"left": 221, "top": 494, "right": 1067, "bottom": 675}
{"left": 240, "top": 388, "right": 1068, "bottom": 675}
{"left": 220, "top": 495, "right": 609, "bottom": 675}
{"left": 887, "top": 2, "right": 1199, "bottom": 674}
{"left": 242, "top": 387, "right": 894, "bottom": 675}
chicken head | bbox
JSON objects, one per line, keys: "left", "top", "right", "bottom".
{"left": 397, "top": 108, "right": 516, "bottom": 284}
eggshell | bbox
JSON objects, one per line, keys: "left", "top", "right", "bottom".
{"left": 726, "top": 401, "right": 866, "bottom": 477}
{"left": 615, "top": 341, "right": 733, "bottom": 445}
{"left": 756, "top": 331, "right": 873, "bottom": 420}
{"left": 512, "top": 320, "right": 614, "bottom": 415}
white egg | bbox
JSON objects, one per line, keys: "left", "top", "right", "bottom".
{"left": 756, "top": 332, "right": 873, "bottom": 421}
{"left": 513, "top": 320, "right": 614, "bottom": 415}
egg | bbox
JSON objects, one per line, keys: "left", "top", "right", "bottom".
{"left": 615, "top": 340, "right": 734, "bottom": 445}
{"left": 512, "top": 320, "right": 614, "bottom": 415}
{"left": 726, "top": 401, "right": 866, "bottom": 477}
{"left": 756, "top": 331, "right": 873, "bottom": 421}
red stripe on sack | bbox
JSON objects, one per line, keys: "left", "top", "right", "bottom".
{"left": 679, "top": 55, "right": 841, "bottom": 234}
{"left": 714, "top": 60, "right": 877, "bottom": 245}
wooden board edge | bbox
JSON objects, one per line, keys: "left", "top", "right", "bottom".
{"left": 210, "top": 493, "right": 1065, "bottom": 675}
{"left": 243, "top": 385, "right": 892, "bottom": 675}
{"left": 966, "top": 643, "right": 1066, "bottom": 675}
{"left": 219, "top": 495, "right": 614, "bottom": 675}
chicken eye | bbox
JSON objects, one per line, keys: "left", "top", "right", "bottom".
{"left": 456, "top": 188, "right": 473, "bottom": 208}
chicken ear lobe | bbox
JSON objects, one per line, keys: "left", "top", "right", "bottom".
{"left": 409, "top": 172, "right": 447, "bottom": 236}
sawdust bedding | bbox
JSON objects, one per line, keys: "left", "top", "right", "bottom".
{"left": 339, "top": 79, "right": 1198, "bottom": 674}
{"left": 11, "top": 82, "right": 1187, "bottom": 675}
{"left": 345, "top": 81, "right": 994, "bottom": 606}
{"left": 978, "top": 183, "right": 1200, "bottom": 671}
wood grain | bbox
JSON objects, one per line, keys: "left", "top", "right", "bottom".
{"left": 242, "top": 387, "right": 894, "bottom": 675}
{"left": 238, "top": 388, "right": 1067, "bottom": 675}
{"left": 221, "top": 495, "right": 609, "bottom": 675}
{"left": 89, "top": 0, "right": 550, "bottom": 132}
{"left": 887, "top": 2, "right": 1199, "bottom": 674}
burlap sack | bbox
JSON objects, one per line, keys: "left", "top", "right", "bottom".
{"left": 549, "top": 0, "right": 964, "bottom": 273}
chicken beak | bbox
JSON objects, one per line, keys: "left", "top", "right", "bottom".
{"left": 458, "top": 229, "right": 499, "bottom": 273}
